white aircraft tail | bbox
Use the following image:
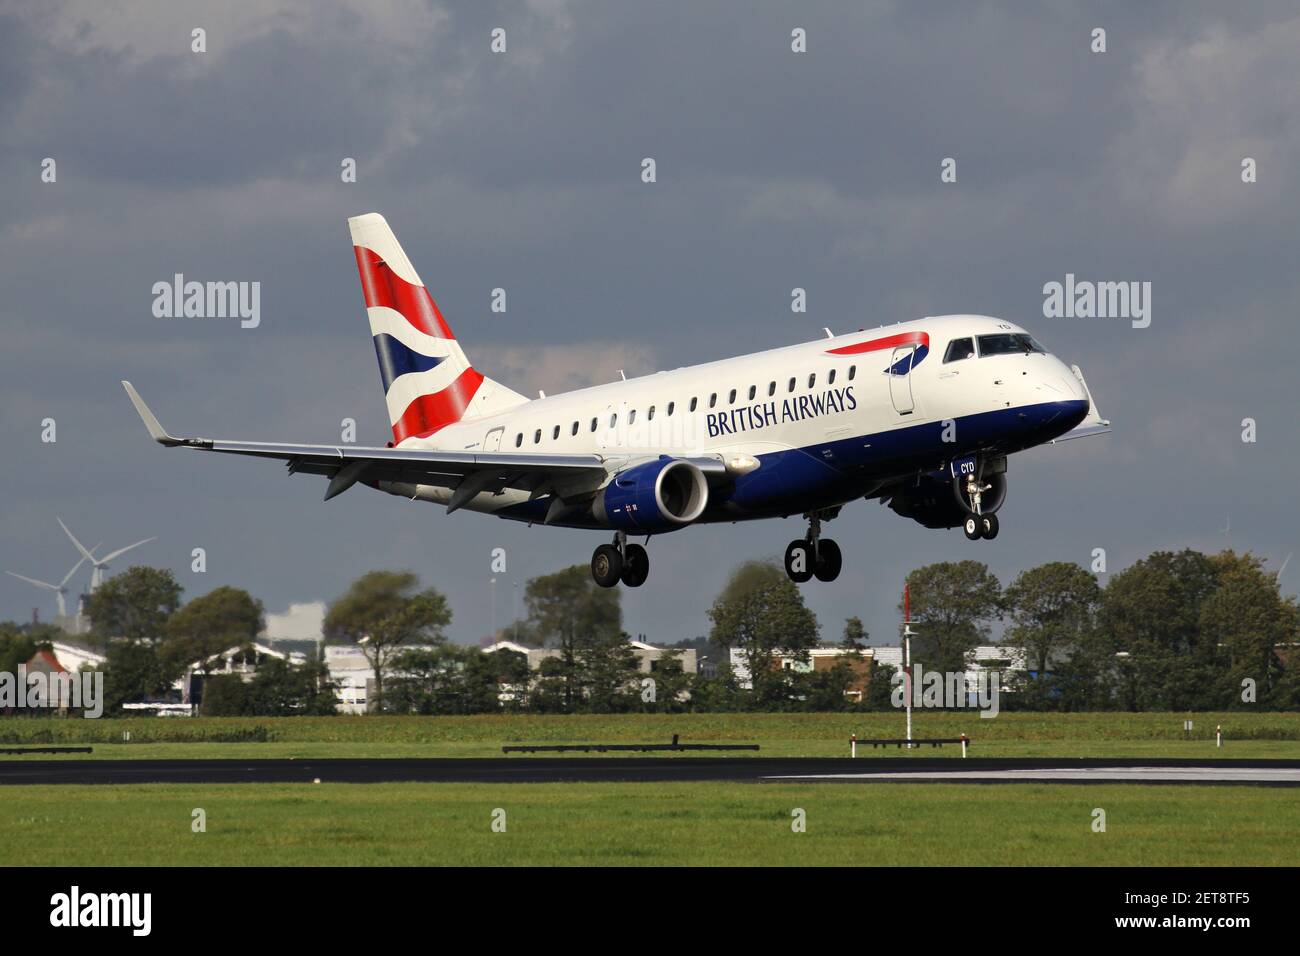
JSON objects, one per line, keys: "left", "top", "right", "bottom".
{"left": 348, "top": 213, "right": 527, "bottom": 444}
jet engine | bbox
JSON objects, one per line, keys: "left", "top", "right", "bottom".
{"left": 593, "top": 458, "right": 709, "bottom": 532}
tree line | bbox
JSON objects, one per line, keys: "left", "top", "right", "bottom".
{"left": 0, "top": 546, "right": 1296, "bottom": 716}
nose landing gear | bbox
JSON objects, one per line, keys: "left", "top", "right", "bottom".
{"left": 962, "top": 511, "right": 999, "bottom": 540}
{"left": 784, "top": 510, "right": 842, "bottom": 583}
{"left": 591, "top": 531, "right": 650, "bottom": 588}
{"left": 960, "top": 471, "right": 1001, "bottom": 540}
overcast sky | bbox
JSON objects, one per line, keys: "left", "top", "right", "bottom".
{"left": 3, "top": 1, "right": 1299, "bottom": 647}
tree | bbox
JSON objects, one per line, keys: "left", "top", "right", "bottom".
{"left": 841, "top": 616, "right": 868, "bottom": 650}
{"left": 707, "top": 560, "right": 819, "bottom": 706}
{"left": 323, "top": 571, "right": 451, "bottom": 713}
{"left": 522, "top": 565, "right": 627, "bottom": 711}
{"left": 162, "top": 586, "right": 265, "bottom": 677}
{"left": 900, "top": 561, "right": 1001, "bottom": 675}
{"left": 247, "top": 656, "right": 337, "bottom": 715}
{"left": 1100, "top": 550, "right": 1277, "bottom": 710}
{"left": 201, "top": 674, "right": 250, "bottom": 716}
{"left": 0, "top": 623, "right": 40, "bottom": 677}
{"left": 1198, "top": 556, "right": 1299, "bottom": 707}
{"left": 1003, "top": 562, "right": 1101, "bottom": 675}
{"left": 468, "top": 647, "right": 529, "bottom": 712}
{"left": 863, "top": 660, "right": 897, "bottom": 711}
{"left": 802, "top": 660, "right": 857, "bottom": 711}
{"left": 640, "top": 647, "right": 693, "bottom": 713}
{"left": 388, "top": 645, "right": 471, "bottom": 714}
{"left": 100, "top": 641, "right": 169, "bottom": 713}
{"left": 83, "top": 566, "right": 182, "bottom": 643}
{"left": 1099, "top": 550, "right": 1219, "bottom": 655}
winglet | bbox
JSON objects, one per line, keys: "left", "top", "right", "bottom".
{"left": 121, "top": 381, "right": 185, "bottom": 446}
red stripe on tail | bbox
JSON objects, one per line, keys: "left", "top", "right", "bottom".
{"left": 353, "top": 246, "right": 455, "bottom": 339}
{"left": 391, "top": 366, "right": 485, "bottom": 444}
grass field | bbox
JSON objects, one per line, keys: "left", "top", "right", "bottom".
{"left": 3, "top": 713, "right": 1296, "bottom": 866}
{"left": 3, "top": 780, "right": 1297, "bottom": 866}
{"left": 1, "top": 712, "right": 1296, "bottom": 760}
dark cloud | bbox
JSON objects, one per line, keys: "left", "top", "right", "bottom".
{"left": 2, "top": 1, "right": 1299, "bottom": 646}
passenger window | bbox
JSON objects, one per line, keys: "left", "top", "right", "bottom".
{"left": 848, "top": 365, "right": 856, "bottom": 380}
{"left": 609, "top": 413, "right": 617, "bottom": 428}
{"left": 590, "top": 417, "right": 597, "bottom": 432}
{"left": 648, "top": 406, "right": 655, "bottom": 421}
{"left": 944, "top": 337, "right": 975, "bottom": 363}
{"left": 552, "top": 425, "right": 560, "bottom": 440}
{"left": 667, "top": 402, "right": 675, "bottom": 416}
{"left": 629, "top": 409, "right": 636, "bottom": 425}
{"left": 768, "top": 381, "right": 776, "bottom": 397}
{"left": 534, "top": 429, "right": 541, "bottom": 444}
{"left": 515, "top": 433, "right": 523, "bottom": 448}
{"left": 828, "top": 369, "right": 836, "bottom": 385}
{"left": 788, "top": 377, "right": 796, "bottom": 393}
{"left": 689, "top": 397, "right": 698, "bottom": 412}
{"left": 571, "top": 422, "right": 579, "bottom": 436}
{"left": 808, "top": 373, "right": 816, "bottom": 389}
{"left": 748, "top": 385, "right": 756, "bottom": 401}
{"left": 709, "top": 393, "right": 717, "bottom": 408}
{"left": 728, "top": 389, "right": 736, "bottom": 405}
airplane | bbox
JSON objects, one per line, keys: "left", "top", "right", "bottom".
{"left": 123, "top": 213, "right": 1109, "bottom": 589}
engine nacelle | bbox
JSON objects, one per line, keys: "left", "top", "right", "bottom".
{"left": 593, "top": 458, "right": 709, "bottom": 532}
{"left": 888, "top": 471, "right": 1006, "bottom": 529}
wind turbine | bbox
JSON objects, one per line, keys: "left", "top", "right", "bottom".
{"left": 6, "top": 547, "right": 97, "bottom": 618}
{"left": 58, "top": 518, "right": 156, "bottom": 591}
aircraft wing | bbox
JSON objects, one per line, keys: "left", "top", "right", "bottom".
{"left": 1049, "top": 365, "right": 1111, "bottom": 444}
{"left": 122, "top": 382, "right": 726, "bottom": 510}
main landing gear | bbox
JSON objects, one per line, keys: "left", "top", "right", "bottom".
{"left": 591, "top": 531, "right": 649, "bottom": 588}
{"left": 960, "top": 471, "right": 1000, "bottom": 541}
{"left": 783, "top": 511, "right": 842, "bottom": 584}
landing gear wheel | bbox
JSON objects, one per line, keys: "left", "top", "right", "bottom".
{"left": 621, "top": 543, "right": 649, "bottom": 587}
{"left": 980, "top": 513, "right": 999, "bottom": 540}
{"left": 813, "top": 539, "right": 842, "bottom": 582}
{"left": 591, "top": 543, "right": 623, "bottom": 588}
{"left": 963, "top": 514, "right": 982, "bottom": 541}
{"left": 784, "top": 540, "right": 814, "bottom": 583}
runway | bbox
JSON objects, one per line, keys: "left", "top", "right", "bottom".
{"left": 2, "top": 757, "right": 1299, "bottom": 786}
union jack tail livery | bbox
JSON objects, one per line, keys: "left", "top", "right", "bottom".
{"left": 348, "top": 213, "right": 527, "bottom": 445}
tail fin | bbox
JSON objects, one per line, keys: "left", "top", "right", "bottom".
{"left": 348, "top": 213, "right": 527, "bottom": 444}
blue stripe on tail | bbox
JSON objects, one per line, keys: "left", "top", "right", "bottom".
{"left": 373, "top": 333, "right": 445, "bottom": 391}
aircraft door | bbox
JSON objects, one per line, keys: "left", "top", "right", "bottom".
{"left": 483, "top": 426, "right": 504, "bottom": 452}
{"left": 889, "top": 346, "right": 916, "bottom": 415}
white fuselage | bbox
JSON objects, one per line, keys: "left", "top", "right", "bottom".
{"left": 380, "top": 314, "right": 1089, "bottom": 525}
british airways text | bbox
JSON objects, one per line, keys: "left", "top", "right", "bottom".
{"left": 705, "top": 386, "right": 856, "bottom": 438}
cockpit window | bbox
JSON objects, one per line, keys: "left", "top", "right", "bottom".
{"left": 977, "top": 333, "right": 1045, "bottom": 357}
{"left": 943, "top": 337, "right": 975, "bottom": 363}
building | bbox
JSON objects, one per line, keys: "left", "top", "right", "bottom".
{"left": 724, "top": 643, "right": 1024, "bottom": 703}
{"left": 23, "top": 649, "right": 72, "bottom": 712}
{"left": 324, "top": 644, "right": 374, "bottom": 715}
{"left": 47, "top": 640, "right": 107, "bottom": 673}
{"left": 728, "top": 646, "right": 877, "bottom": 699}
{"left": 180, "top": 642, "right": 309, "bottom": 707}
{"left": 526, "top": 640, "right": 697, "bottom": 676}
